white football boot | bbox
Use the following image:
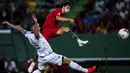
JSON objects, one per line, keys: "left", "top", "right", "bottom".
{"left": 77, "top": 38, "right": 89, "bottom": 47}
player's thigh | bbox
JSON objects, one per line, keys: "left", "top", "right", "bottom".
{"left": 46, "top": 53, "right": 63, "bottom": 66}
{"left": 46, "top": 53, "right": 71, "bottom": 65}
{"left": 42, "top": 27, "right": 61, "bottom": 38}
{"left": 57, "top": 27, "right": 70, "bottom": 35}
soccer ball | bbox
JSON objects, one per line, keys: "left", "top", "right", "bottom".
{"left": 118, "top": 28, "right": 129, "bottom": 39}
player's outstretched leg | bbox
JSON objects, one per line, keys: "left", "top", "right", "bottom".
{"left": 57, "top": 27, "right": 88, "bottom": 47}
{"left": 63, "top": 57, "right": 96, "bottom": 73}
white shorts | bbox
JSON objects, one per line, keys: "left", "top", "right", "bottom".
{"left": 38, "top": 52, "right": 63, "bottom": 70}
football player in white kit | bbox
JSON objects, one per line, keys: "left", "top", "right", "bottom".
{"left": 2, "top": 20, "right": 96, "bottom": 73}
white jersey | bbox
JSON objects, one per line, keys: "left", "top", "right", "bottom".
{"left": 24, "top": 31, "right": 53, "bottom": 57}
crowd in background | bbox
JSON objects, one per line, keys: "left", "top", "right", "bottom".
{"left": 0, "top": 53, "right": 18, "bottom": 73}
{"left": 73, "top": 0, "right": 130, "bottom": 34}
{"left": 0, "top": 0, "right": 66, "bottom": 30}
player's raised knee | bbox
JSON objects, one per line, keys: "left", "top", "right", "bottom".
{"left": 57, "top": 27, "right": 70, "bottom": 35}
{"left": 64, "top": 27, "right": 70, "bottom": 32}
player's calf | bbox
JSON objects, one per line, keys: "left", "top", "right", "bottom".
{"left": 63, "top": 57, "right": 96, "bottom": 73}
{"left": 57, "top": 27, "right": 89, "bottom": 47}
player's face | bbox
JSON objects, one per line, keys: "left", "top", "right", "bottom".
{"left": 63, "top": 5, "right": 71, "bottom": 13}
{"left": 32, "top": 23, "right": 41, "bottom": 33}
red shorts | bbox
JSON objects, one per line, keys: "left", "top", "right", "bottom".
{"left": 42, "top": 27, "right": 62, "bottom": 42}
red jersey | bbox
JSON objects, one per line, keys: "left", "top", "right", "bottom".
{"left": 43, "top": 8, "right": 63, "bottom": 28}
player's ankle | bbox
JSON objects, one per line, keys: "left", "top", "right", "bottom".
{"left": 77, "top": 38, "right": 80, "bottom": 41}
{"left": 87, "top": 65, "right": 96, "bottom": 73}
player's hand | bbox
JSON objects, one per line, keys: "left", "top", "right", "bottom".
{"left": 32, "top": 14, "right": 37, "bottom": 22}
{"left": 69, "top": 18, "right": 75, "bottom": 24}
{"left": 1, "top": 21, "right": 10, "bottom": 25}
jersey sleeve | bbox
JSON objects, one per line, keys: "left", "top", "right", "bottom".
{"left": 23, "top": 31, "right": 32, "bottom": 38}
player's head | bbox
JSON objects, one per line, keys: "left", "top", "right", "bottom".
{"left": 28, "top": 20, "right": 41, "bottom": 33}
{"left": 61, "top": 1, "right": 72, "bottom": 13}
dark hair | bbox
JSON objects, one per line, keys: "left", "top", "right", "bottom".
{"left": 61, "top": 1, "right": 72, "bottom": 8}
{"left": 26, "top": 19, "right": 35, "bottom": 30}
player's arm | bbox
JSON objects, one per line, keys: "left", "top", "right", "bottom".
{"left": 32, "top": 14, "right": 37, "bottom": 22}
{"left": 56, "top": 16, "right": 75, "bottom": 24}
{"left": 2, "top": 21, "right": 26, "bottom": 34}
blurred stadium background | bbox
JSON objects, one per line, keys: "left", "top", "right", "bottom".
{"left": 0, "top": 0, "right": 130, "bottom": 73}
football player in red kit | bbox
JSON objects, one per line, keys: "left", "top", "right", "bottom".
{"left": 41, "top": 1, "right": 88, "bottom": 47}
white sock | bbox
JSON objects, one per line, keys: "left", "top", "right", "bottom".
{"left": 69, "top": 61, "right": 88, "bottom": 73}
{"left": 33, "top": 69, "right": 41, "bottom": 73}
{"left": 28, "top": 62, "right": 35, "bottom": 73}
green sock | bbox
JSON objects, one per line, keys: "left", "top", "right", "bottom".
{"left": 67, "top": 30, "right": 79, "bottom": 41}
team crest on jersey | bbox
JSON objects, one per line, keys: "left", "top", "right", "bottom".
{"left": 58, "top": 13, "right": 60, "bottom": 16}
